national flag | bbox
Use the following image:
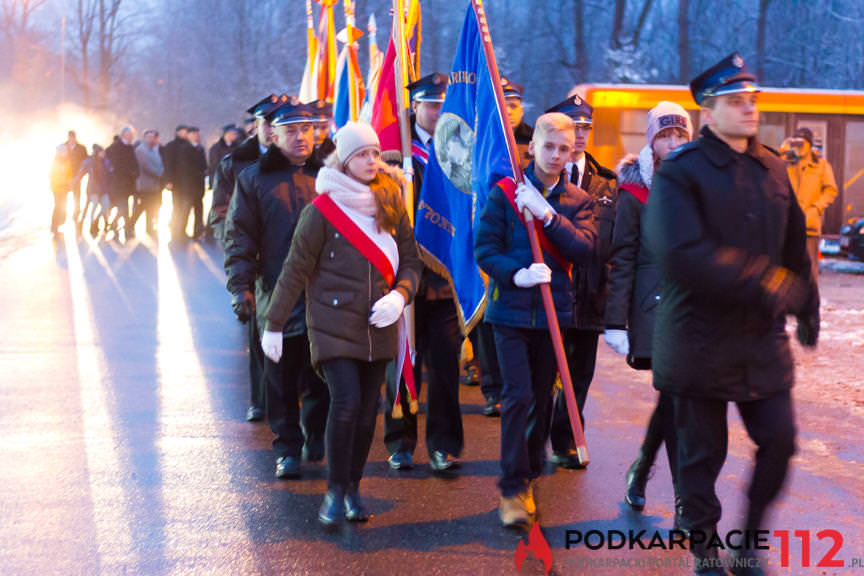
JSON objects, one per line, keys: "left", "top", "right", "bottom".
{"left": 414, "top": 2, "right": 515, "bottom": 332}
{"left": 299, "top": 0, "right": 318, "bottom": 103}
{"left": 332, "top": 27, "right": 366, "bottom": 129}
{"left": 312, "top": 0, "right": 339, "bottom": 102}
{"left": 369, "top": 35, "right": 400, "bottom": 152}
{"left": 405, "top": 0, "right": 422, "bottom": 81}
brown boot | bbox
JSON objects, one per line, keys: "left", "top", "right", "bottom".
{"left": 520, "top": 482, "right": 537, "bottom": 517}
{"left": 499, "top": 495, "right": 530, "bottom": 528}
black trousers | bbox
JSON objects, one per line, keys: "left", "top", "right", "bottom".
{"left": 384, "top": 297, "right": 463, "bottom": 456}
{"left": 130, "top": 190, "right": 161, "bottom": 234}
{"left": 171, "top": 193, "right": 192, "bottom": 239}
{"left": 493, "top": 324, "right": 557, "bottom": 497}
{"left": 673, "top": 391, "right": 796, "bottom": 531}
{"left": 320, "top": 358, "right": 386, "bottom": 491}
{"left": 638, "top": 392, "right": 678, "bottom": 482}
{"left": 476, "top": 320, "right": 503, "bottom": 402}
{"left": 550, "top": 328, "right": 599, "bottom": 453}
{"left": 248, "top": 317, "right": 265, "bottom": 410}
{"left": 263, "top": 333, "right": 329, "bottom": 459}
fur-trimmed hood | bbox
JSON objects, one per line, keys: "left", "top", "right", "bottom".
{"left": 616, "top": 145, "right": 654, "bottom": 190}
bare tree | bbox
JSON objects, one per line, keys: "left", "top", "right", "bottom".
{"left": 73, "top": 0, "right": 98, "bottom": 108}
{"left": 678, "top": 0, "right": 690, "bottom": 82}
{"left": 755, "top": 0, "right": 771, "bottom": 80}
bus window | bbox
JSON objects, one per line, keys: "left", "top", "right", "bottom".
{"left": 758, "top": 112, "right": 786, "bottom": 150}
{"left": 843, "top": 122, "right": 864, "bottom": 223}
{"left": 620, "top": 109, "right": 649, "bottom": 157}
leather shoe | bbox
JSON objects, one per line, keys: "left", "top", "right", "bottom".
{"left": 275, "top": 455, "right": 301, "bottom": 479}
{"left": 550, "top": 450, "right": 587, "bottom": 470}
{"left": 429, "top": 450, "right": 459, "bottom": 472}
{"left": 625, "top": 456, "right": 652, "bottom": 511}
{"left": 344, "top": 489, "right": 369, "bottom": 522}
{"left": 318, "top": 489, "right": 345, "bottom": 527}
{"left": 388, "top": 451, "right": 413, "bottom": 470}
{"left": 246, "top": 406, "right": 264, "bottom": 422}
{"left": 483, "top": 396, "right": 501, "bottom": 417}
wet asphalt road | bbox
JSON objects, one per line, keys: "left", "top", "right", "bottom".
{"left": 0, "top": 230, "right": 861, "bottom": 576}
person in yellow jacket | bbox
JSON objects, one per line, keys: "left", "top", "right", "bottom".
{"left": 779, "top": 127, "right": 837, "bottom": 281}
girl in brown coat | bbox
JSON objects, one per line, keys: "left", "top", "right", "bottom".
{"left": 262, "top": 122, "right": 421, "bottom": 527}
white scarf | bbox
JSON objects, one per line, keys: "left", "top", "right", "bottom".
{"left": 316, "top": 166, "right": 377, "bottom": 217}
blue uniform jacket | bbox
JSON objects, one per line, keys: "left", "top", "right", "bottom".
{"left": 474, "top": 162, "right": 596, "bottom": 330}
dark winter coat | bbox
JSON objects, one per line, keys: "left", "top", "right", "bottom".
{"left": 160, "top": 137, "right": 186, "bottom": 187}
{"left": 76, "top": 155, "right": 111, "bottom": 199}
{"left": 105, "top": 139, "right": 139, "bottom": 200}
{"left": 211, "top": 137, "right": 262, "bottom": 225}
{"left": 265, "top": 174, "right": 422, "bottom": 367}
{"left": 475, "top": 161, "right": 596, "bottom": 330}
{"left": 644, "top": 126, "right": 819, "bottom": 402}
{"left": 568, "top": 152, "right": 618, "bottom": 332}
{"left": 208, "top": 137, "right": 236, "bottom": 186}
{"left": 223, "top": 145, "right": 320, "bottom": 337}
{"left": 605, "top": 154, "right": 659, "bottom": 363}
{"left": 175, "top": 143, "right": 207, "bottom": 199}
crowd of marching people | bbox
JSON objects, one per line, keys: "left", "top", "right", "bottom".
{"left": 50, "top": 49, "right": 827, "bottom": 575}
{"left": 49, "top": 122, "right": 248, "bottom": 241}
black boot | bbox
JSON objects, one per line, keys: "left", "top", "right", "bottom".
{"left": 344, "top": 485, "right": 369, "bottom": 522}
{"left": 318, "top": 488, "right": 346, "bottom": 527}
{"left": 692, "top": 526, "right": 727, "bottom": 575}
{"left": 625, "top": 455, "right": 652, "bottom": 511}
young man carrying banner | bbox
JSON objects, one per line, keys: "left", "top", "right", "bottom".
{"left": 475, "top": 112, "right": 596, "bottom": 528}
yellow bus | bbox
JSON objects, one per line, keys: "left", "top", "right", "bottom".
{"left": 578, "top": 83, "right": 864, "bottom": 234}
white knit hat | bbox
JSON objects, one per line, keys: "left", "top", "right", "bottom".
{"left": 646, "top": 101, "right": 692, "bottom": 146}
{"left": 335, "top": 121, "right": 381, "bottom": 164}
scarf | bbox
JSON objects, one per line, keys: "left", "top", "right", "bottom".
{"left": 316, "top": 166, "right": 377, "bottom": 217}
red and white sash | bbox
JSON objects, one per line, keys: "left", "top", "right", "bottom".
{"left": 312, "top": 193, "right": 418, "bottom": 417}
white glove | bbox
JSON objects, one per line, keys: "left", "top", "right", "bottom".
{"left": 369, "top": 290, "right": 405, "bottom": 328}
{"left": 261, "top": 330, "right": 283, "bottom": 363}
{"left": 603, "top": 329, "right": 630, "bottom": 356}
{"left": 513, "top": 263, "right": 552, "bottom": 288}
{"left": 515, "top": 181, "right": 555, "bottom": 223}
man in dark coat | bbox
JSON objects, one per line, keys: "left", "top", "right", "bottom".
{"left": 223, "top": 100, "right": 329, "bottom": 479}
{"left": 543, "top": 95, "right": 618, "bottom": 469}
{"left": 383, "top": 72, "right": 466, "bottom": 474}
{"left": 178, "top": 126, "right": 208, "bottom": 239}
{"left": 60, "top": 130, "right": 88, "bottom": 225}
{"left": 213, "top": 95, "right": 279, "bottom": 423}
{"left": 207, "top": 124, "right": 240, "bottom": 187}
{"left": 161, "top": 125, "right": 190, "bottom": 238}
{"left": 161, "top": 125, "right": 188, "bottom": 190}
{"left": 645, "top": 53, "right": 819, "bottom": 575}
{"left": 105, "top": 126, "right": 140, "bottom": 236}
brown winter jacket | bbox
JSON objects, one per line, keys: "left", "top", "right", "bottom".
{"left": 265, "top": 172, "right": 422, "bottom": 367}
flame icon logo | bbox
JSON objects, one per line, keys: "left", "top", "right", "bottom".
{"left": 514, "top": 523, "right": 552, "bottom": 574}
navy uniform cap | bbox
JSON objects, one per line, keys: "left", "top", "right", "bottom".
{"left": 269, "top": 96, "right": 317, "bottom": 127}
{"left": 690, "top": 52, "right": 760, "bottom": 105}
{"left": 545, "top": 94, "right": 593, "bottom": 125}
{"left": 310, "top": 99, "right": 333, "bottom": 123}
{"left": 406, "top": 72, "right": 448, "bottom": 103}
{"left": 246, "top": 94, "right": 278, "bottom": 118}
{"left": 501, "top": 77, "right": 524, "bottom": 99}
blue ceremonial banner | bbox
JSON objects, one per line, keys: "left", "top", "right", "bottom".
{"left": 414, "top": 2, "right": 514, "bottom": 332}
